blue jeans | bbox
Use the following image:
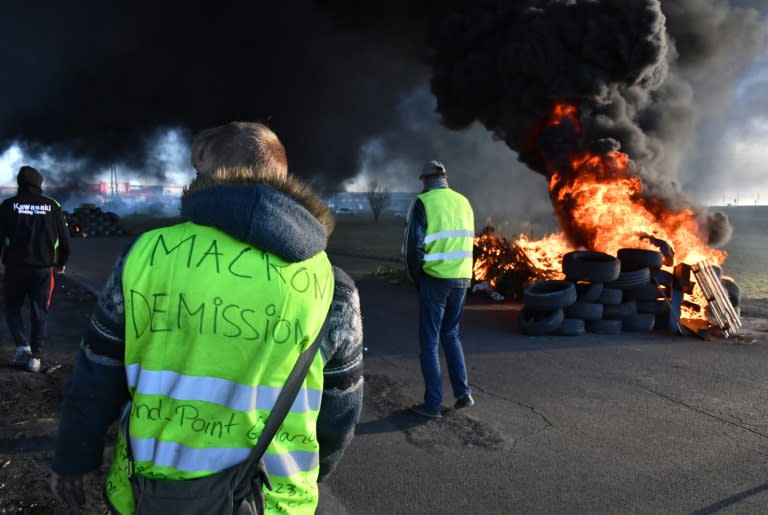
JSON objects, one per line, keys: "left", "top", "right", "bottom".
{"left": 418, "top": 276, "right": 471, "bottom": 411}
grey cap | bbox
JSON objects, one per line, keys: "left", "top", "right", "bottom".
{"left": 420, "top": 160, "right": 446, "bottom": 179}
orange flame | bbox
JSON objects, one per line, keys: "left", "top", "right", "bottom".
{"left": 513, "top": 102, "right": 727, "bottom": 267}
{"left": 514, "top": 233, "right": 569, "bottom": 278}
{"left": 547, "top": 147, "right": 726, "bottom": 265}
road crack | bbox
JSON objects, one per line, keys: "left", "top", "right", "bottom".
{"left": 636, "top": 384, "right": 768, "bottom": 440}
{"left": 472, "top": 383, "right": 554, "bottom": 431}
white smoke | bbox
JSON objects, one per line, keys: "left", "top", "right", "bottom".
{"left": 0, "top": 129, "right": 194, "bottom": 215}
{"left": 346, "top": 85, "right": 555, "bottom": 237}
{"left": 0, "top": 144, "right": 24, "bottom": 182}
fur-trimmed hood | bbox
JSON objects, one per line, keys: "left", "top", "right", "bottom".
{"left": 180, "top": 167, "right": 334, "bottom": 262}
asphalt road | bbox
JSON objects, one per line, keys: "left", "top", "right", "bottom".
{"left": 66, "top": 236, "right": 768, "bottom": 515}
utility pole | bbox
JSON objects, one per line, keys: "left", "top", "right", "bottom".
{"left": 110, "top": 166, "right": 118, "bottom": 201}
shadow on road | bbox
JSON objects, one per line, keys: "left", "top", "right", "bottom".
{"left": 355, "top": 409, "right": 430, "bottom": 435}
{"left": 690, "top": 482, "right": 768, "bottom": 514}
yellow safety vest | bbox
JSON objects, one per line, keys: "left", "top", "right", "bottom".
{"left": 417, "top": 188, "right": 474, "bottom": 279}
{"left": 105, "top": 221, "right": 334, "bottom": 515}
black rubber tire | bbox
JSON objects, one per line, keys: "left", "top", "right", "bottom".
{"left": 554, "top": 318, "right": 586, "bottom": 336}
{"left": 622, "top": 283, "right": 662, "bottom": 302}
{"left": 602, "top": 300, "right": 638, "bottom": 320}
{"left": 596, "top": 287, "right": 623, "bottom": 305}
{"left": 586, "top": 319, "right": 622, "bottom": 334}
{"left": 617, "top": 248, "right": 664, "bottom": 270}
{"left": 721, "top": 277, "right": 741, "bottom": 308}
{"left": 570, "top": 280, "right": 604, "bottom": 303}
{"left": 517, "top": 307, "right": 565, "bottom": 336}
{"left": 523, "top": 280, "right": 577, "bottom": 310}
{"left": 637, "top": 299, "right": 668, "bottom": 314}
{"left": 564, "top": 301, "right": 604, "bottom": 321}
{"left": 561, "top": 251, "right": 621, "bottom": 283}
{"left": 622, "top": 313, "right": 656, "bottom": 332}
{"left": 606, "top": 268, "right": 651, "bottom": 290}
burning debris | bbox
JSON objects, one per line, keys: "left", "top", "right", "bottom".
{"left": 472, "top": 234, "right": 741, "bottom": 337}
{"left": 472, "top": 226, "right": 546, "bottom": 301}
{"left": 466, "top": 101, "right": 743, "bottom": 335}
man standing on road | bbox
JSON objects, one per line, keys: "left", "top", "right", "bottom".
{"left": 50, "top": 122, "right": 364, "bottom": 514}
{"left": 0, "top": 165, "right": 70, "bottom": 373}
{"left": 403, "top": 160, "right": 475, "bottom": 418}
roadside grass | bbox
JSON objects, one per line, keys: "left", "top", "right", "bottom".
{"left": 720, "top": 221, "right": 768, "bottom": 300}
{"left": 714, "top": 206, "right": 768, "bottom": 299}
{"left": 327, "top": 214, "right": 405, "bottom": 260}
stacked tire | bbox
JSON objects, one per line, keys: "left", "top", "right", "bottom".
{"left": 599, "top": 249, "right": 670, "bottom": 333}
{"left": 64, "top": 204, "right": 129, "bottom": 237}
{"left": 562, "top": 251, "right": 623, "bottom": 335}
{"left": 518, "top": 251, "right": 621, "bottom": 336}
{"left": 517, "top": 249, "right": 672, "bottom": 336}
{"left": 518, "top": 280, "right": 580, "bottom": 336}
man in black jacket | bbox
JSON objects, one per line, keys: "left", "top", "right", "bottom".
{"left": 0, "top": 165, "right": 70, "bottom": 372}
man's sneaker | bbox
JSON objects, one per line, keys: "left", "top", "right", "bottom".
{"left": 410, "top": 404, "right": 442, "bottom": 419}
{"left": 454, "top": 394, "right": 475, "bottom": 410}
{"left": 26, "top": 357, "right": 41, "bottom": 373}
{"left": 12, "top": 346, "right": 32, "bottom": 367}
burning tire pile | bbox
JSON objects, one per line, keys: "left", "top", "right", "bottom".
{"left": 64, "top": 204, "right": 129, "bottom": 238}
{"left": 517, "top": 249, "right": 731, "bottom": 336}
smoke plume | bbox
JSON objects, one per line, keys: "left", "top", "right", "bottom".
{"left": 427, "top": 0, "right": 767, "bottom": 247}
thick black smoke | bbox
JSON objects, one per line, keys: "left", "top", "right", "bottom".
{"left": 2, "top": 0, "right": 765, "bottom": 229}
{"left": 431, "top": 1, "right": 668, "bottom": 170}
{"left": 428, "top": 0, "right": 766, "bottom": 246}
{"left": 0, "top": 1, "right": 432, "bottom": 188}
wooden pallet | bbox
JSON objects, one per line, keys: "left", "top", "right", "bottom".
{"left": 691, "top": 261, "right": 742, "bottom": 338}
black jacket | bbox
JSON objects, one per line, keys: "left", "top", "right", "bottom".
{"left": 0, "top": 185, "right": 70, "bottom": 268}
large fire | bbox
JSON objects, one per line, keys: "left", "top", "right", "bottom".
{"left": 474, "top": 102, "right": 728, "bottom": 320}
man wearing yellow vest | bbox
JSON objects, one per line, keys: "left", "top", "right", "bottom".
{"left": 403, "top": 160, "right": 475, "bottom": 419}
{"left": 50, "top": 122, "right": 364, "bottom": 514}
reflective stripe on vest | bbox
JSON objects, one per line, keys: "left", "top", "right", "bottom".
{"left": 125, "top": 364, "right": 323, "bottom": 412}
{"left": 105, "top": 221, "right": 333, "bottom": 515}
{"left": 129, "top": 437, "right": 319, "bottom": 477}
{"left": 418, "top": 189, "right": 474, "bottom": 279}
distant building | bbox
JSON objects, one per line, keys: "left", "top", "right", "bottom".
{"left": 0, "top": 180, "right": 186, "bottom": 216}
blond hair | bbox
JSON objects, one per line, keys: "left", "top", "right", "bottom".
{"left": 191, "top": 121, "right": 288, "bottom": 180}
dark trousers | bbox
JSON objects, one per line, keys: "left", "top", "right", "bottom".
{"left": 3, "top": 266, "right": 54, "bottom": 357}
